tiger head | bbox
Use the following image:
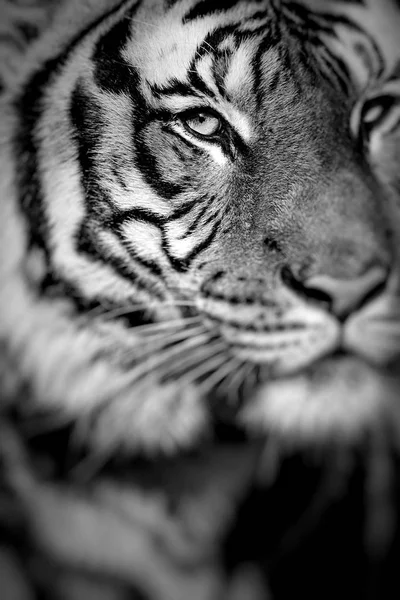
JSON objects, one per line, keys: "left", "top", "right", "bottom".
{"left": 1, "top": 0, "right": 400, "bottom": 454}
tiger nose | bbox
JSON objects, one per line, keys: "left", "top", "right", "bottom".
{"left": 303, "top": 267, "right": 389, "bottom": 320}
{"left": 282, "top": 266, "right": 389, "bottom": 320}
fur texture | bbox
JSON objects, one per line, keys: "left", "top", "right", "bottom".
{"left": 0, "top": 1, "right": 400, "bottom": 599}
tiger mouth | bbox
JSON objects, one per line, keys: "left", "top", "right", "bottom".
{"left": 226, "top": 336, "right": 398, "bottom": 376}
{"left": 203, "top": 314, "right": 400, "bottom": 378}
{"left": 205, "top": 318, "right": 340, "bottom": 376}
{"left": 229, "top": 342, "right": 351, "bottom": 379}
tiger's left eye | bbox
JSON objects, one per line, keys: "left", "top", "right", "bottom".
{"left": 183, "top": 111, "right": 221, "bottom": 137}
{"left": 360, "top": 95, "right": 396, "bottom": 140}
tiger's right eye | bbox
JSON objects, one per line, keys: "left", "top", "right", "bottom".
{"left": 182, "top": 111, "right": 222, "bottom": 138}
{"left": 359, "top": 95, "right": 397, "bottom": 141}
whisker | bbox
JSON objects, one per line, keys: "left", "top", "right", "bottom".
{"left": 158, "top": 340, "right": 227, "bottom": 380}
{"left": 79, "top": 300, "right": 122, "bottom": 320}
{"left": 92, "top": 302, "right": 197, "bottom": 323}
{"left": 117, "top": 328, "right": 208, "bottom": 367}
{"left": 172, "top": 345, "right": 230, "bottom": 388}
{"left": 224, "top": 360, "right": 254, "bottom": 405}
{"left": 128, "top": 343, "right": 226, "bottom": 396}
{"left": 124, "top": 316, "right": 202, "bottom": 335}
{"left": 127, "top": 326, "right": 209, "bottom": 356}
{"left": 82, "top": 303, "right": 150, "bottom": 321}
{"left": 213, "top": 357, "right": 247, "bottom": 394}
{"left": 120, "top": 337, "right": 205, "bottom": 372}
{"left": 241, "top": 362, "right": 259, "bottom": 399}
{"left": 82, "top": 295, "right": 195, "bottom": 319}
{"left": 127, "top": 333, "right": 213, "bottom": 382}
{"left": 201, "top": 40, "right": 216, "bottom": 58}
{"left": 135, "top": 324, "right": 207, "bottom": 347}
{"left": 196, "top": 356, "right": 240, "bottom": 395}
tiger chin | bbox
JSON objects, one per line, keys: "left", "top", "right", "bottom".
{"left": 0, "top": 0, "right": 400, "bottom": 598}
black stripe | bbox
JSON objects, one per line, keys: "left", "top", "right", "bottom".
{"left": 108, "top": 196, "right": 222, "bottom": 275}
{"left": 183, "top": 0, "right": 251, "bottom": 23}
{"left": 14, "top": 0, "right": 139, "bottom": 259}
{"left": 70, "top": 83, "right": 165, "bottom": 290}
{"left": 69, "top": 84, "right": 115, "bottom": 221}
{"left": 150, "top": 79, "right": 201, "bottom": 99}
{"left": 164, "top": 217, "right": 222, "bottom": 272}
{"left": 134, "top": 131, "right": 185, "bottom": 200}
{"left": 322, "top": 49, "right": 352, "bottom": 89}
{"left": 388, "top": 115, "right": 400, "bottom": 135}
{"left": 111, "top": 207, "right": 166, "bottom": 228}
{"left": 76, "top": 221, "right": 165, "bottom": 299}
{"left": 180, "top": 216, "right": 222, "bottom": 268}
{"left": 247, "top": 9, "right": 270, "bottom": 23}
{"left": 178, "top": 196, "right": 216, "bottom": 240}
{"left": 113, "top": 195, "right": 208, "bottom": 227}
{"left": 118, "top": 233, "right": 164, "bottom": 278}
{"left": 186, "top": 42, "right": 220, "bottom": 100}
{"left": 315, "top": 44, "right": 352, "bottom": 95}
{"left": 93, "top": 2, "right": 142, "bottom": 95}
{"left": 267, "top": 69, "right": 281, "bottom": 94}
{"left": 388, "top": 59, "right": 400, "bottom": 81}
{"left": 212, "top": 55, "right": 231, "bottom": 100}
{"left": 111, "top": 209, "right": 165, "bottom": 278}
{"left": 283, "top": 3, "right": 385, "bottom": 78}
{"left": 251, "top": 30, "right": 282, "bottom": 108}
{"left": 92, "top": 8, "right": 184, "bottom": 207}
{"left": 194, "top": 204, "right": 221, "bottom": 232}
{"left": 184, "top": 24, "right": 248, "bottom": 101}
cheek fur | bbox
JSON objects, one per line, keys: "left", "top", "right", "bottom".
{"left": 143, "top": 123, "right": 220, "bottom": 191}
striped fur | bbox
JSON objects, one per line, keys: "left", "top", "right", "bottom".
{"left": 0, "top": 1, "right": 400, "bottom": 598}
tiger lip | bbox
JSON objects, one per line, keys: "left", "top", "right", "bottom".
{"left": 221, "top": 328, "right": 399, "bottom": 376}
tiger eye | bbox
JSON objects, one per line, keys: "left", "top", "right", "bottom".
{"left": 360, "top": 95, "right": 396, "bottom": 140}
{"left": 184, "top": 112, "right": 221, "bottom": 137}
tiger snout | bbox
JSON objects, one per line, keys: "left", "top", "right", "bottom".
{"left": 196, "top": 259, "right": 400, "bottom": 377}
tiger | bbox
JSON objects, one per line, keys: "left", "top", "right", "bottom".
{"left": 0, "top": 0, "right": 400, "bottom": 598}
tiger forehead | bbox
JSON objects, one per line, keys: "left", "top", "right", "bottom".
{"left": 123, "top": 0, "right": 273, "bottom": 90}
{"left": 122, "top": 0, "right": 280, "bottom": 137}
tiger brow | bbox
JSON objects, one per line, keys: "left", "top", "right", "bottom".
{"left": 150, "top": 78, "right": 202, "bottom": 98}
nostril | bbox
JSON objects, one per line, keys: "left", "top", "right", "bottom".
{"left": 281, "top": 265, "right": 389, "bottom": 320}
{"left": 300, "top": 283, "right": 333, "bottom": 307}
{"left": 280, "top": 265, "right": 299, "bottom": 290}
{"left": 306, "top": 268, "right": 389, "bottom": 320}
{"left": 281, "top": 265, "right": 332, "bottom": 308}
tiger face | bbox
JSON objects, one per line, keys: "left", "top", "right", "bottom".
{"left": 1, "top": 0, "right": 400, "bottom": 454}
